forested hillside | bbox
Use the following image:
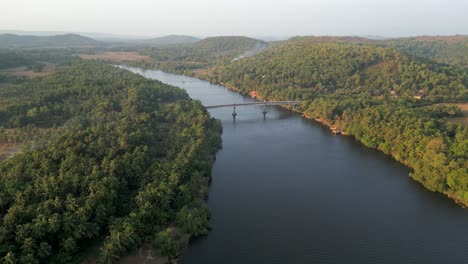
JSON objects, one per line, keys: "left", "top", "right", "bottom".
{"left": 263, "top": 35, "right": 468, "bottom": 68}
{"left": 131, "top": 36, "right": 267, "bottom": 72}
{"left": 207, "top": 38, "right": 468, "bottom": 206}
{"left": 0, "top": 49, "right": 81, "bottom": 73}
{"left": 0, "top": 62, "right": 221, "bottom": 263}
{"left": 380, "top": 36, "right": 468, "bottom": 67}
{"left": 0, "top": 34, "right": 102, "bottom": 49}
{"left": 142, "top": 35, "right": 200, "bottom": 46}
{"left": 218, "top": 38, "right": 467, "bottom": 101}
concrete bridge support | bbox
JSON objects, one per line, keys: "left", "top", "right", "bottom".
{"left": 232, "top": 106, "right": 237, "bottom": 122}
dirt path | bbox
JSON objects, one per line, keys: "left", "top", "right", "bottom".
{"left": 79, "top": 52, "right": 151, "bottom": 62}
{"left": 0, "top": 143, "right": 22, "bottom": 160}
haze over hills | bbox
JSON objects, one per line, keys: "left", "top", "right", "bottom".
{"left": 142, "top": 35, "right": 200, "bottom": 46}
{"left": 1, "top": 32, "right": 466, "bottom": 71}
{"left": 125, "top": 36, "right": 268, "bottom": 72}
{"left": 142, "top": 36, "right": 266, "bottom": 60}
{"left": 0, "top": 33, "right": 103, "bottom": 49}
{"left": 0, "top": 30, "right": 140, "bottom": 41}
{"left": 1, "top": 30, "right": 466, "bottom": 68}
{"left": 189, "top": 36, "right": 265, "bottom": 53}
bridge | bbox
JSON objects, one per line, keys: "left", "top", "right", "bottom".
{"left": 205, "top": 101, "right": 303, "bottom": 109}
{"left": 204, "top": 101, "right": 303, "bottom": 119}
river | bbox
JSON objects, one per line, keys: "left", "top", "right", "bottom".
{"left": 122, "top": 66, "right": 468, "bottom": 264}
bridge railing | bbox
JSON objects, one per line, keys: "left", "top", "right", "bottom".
{"left": 205, "top": 101, "right": 303, "bottom": 109}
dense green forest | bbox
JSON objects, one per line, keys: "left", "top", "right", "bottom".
{"left": 126, "top": 36, "right": 267, "bottom": 73}
{"left": 379, "top": 36, "right": 468, "bottom": 67}
{"left": 0, "top": 48, "right": 94, "bottom": 72}
{"left": 203, "top": 38, "right": 468, "bottom": 206}
{"left": 0, "top": 61, "right": 221, "bottom": 263}
{"left": 273, "top": 36, "right": 468, "bottom": 68}
{"left": 218, "top": 39, "right": 467, "bottom": 101}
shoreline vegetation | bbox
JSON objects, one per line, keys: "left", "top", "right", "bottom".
{"left": 170, "top": 37, "right": 466, "bottom": 208}
{"left": 191, "top": 72, "right": 468, "bottom": 208}
{"left": 115, "top": 51, "right": 467, "bottom": 209}
{"left": 0, "top": 61, "right": 222, "bottom": 263}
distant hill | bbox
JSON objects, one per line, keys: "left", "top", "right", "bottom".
{"left": 285, "top": 36, "right": 375, "bottom": 44}
{"left": 135, "top": 36, "right": 267, "bottom": 73}
{"left": 0, "top": 33, "right": 102, "bottom": 48}
{"left": 282, "top": 35, "right": 468, "bottom": 67}
{"left": 144, "top": 36, "right": 267, "bottom": 63}
{"left": 190, "top": 36, "right": 264, "bottom": 53}
{"left": 143, "top": 35, "right": 200, "bottom": 46}
{"left": 218, "top": 37, "right": 467, "bottom": 101}
{"left": 379, "top": 36, "right": 468, "bottom": 67}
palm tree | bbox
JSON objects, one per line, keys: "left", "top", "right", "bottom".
{"left": 20, "top": 238, "right": 36, "bottom": 255}
{"left": 37, "top": 242, "right": 52, "bottom": 259}
{"left": 109, "top": 232, "right": 125, "bottom": 253}
{"left": 61, "top": 237, "right": 77, "bottom": 253}
{"left": 98, "top": 244, "right": 119, "bottom": 264}
{"left": 3, "top": 252, "right": 17, "bottom": 264}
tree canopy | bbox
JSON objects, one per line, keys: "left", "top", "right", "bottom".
{"left": 0, "top": 61, "right": 221, "bottom": 263}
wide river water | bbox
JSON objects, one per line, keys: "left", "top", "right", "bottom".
{"left": 123, "top": 66, "right": 468, "bottom": 264}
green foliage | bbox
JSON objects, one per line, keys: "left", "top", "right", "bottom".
{"left": 176, "top": 204, "right": 210, "bottom": 236}
{"left": 0, "top": 49, "right": 83, "bottom": 82}
{"left": 153, "top": 228, "right": 181, "bottom": 260}
{"left": 2, "top": 252, "right": 17, "bottom": 264}
{"left": 127, "top": 36, "right": 266, "bottom": 74}
{"left": 149, "top": 36, "right": 263, "bottom": 62}
{"left": 380, "top": 36, "right": 468, "bottom": 67}
{"left": 0, "top": 52, "right": 31, "bottom": 69}
{"left": 217, "top": 39, "right": 467, "bottom": 102}
{"left": 304, "top": 96, "right": 468, "bottom": 205}
{"left": 0, "top": 61, "right": 221, "bottom": 263}
{"left": 0, "top": 74, "right": 26, "bottom": 84}
{"left": 269, "top": 35, "right": 468, "bottom": 67}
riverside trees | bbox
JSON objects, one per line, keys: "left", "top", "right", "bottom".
{"left": 214, "top": 38, "right": 468, "bottom": 206}
{"left": 0, "top": 61, "right": 221, "bottom": 263}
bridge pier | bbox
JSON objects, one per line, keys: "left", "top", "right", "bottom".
{"left": 232, "top": 106, "right": 237, "bottom": 122}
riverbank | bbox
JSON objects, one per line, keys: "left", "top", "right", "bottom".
{"left": 201, "top": 68, "right": 467, "bottom": 207}
{"left": 189, "top": 71, "right": 468, "bottom": 208}
{"left": 120, "top": 63, "right": 467, "bottom": 206}
{"left": 193, "top": 72, "right": 350, "bottom": 135}
{"left": 123, "top": 66, "right": 468, "bottom": 264}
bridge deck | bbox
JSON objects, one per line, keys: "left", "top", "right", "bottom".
{"left": 205, "top": 101, "right": 302, "bottom": 109}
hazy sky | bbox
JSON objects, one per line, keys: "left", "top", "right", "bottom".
{"left": 2, "top": 0, "right": 467, "bottom": 37}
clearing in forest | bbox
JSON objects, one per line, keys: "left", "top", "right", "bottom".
{"left": 78, "top": 52, "right": 151, "bottom": 62}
